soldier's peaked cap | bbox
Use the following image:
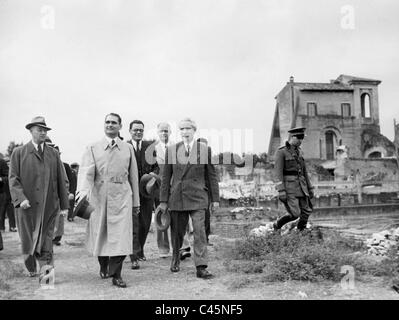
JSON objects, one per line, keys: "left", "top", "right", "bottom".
{"left": 288, "top": 127, "right": 306, "bottom": 136}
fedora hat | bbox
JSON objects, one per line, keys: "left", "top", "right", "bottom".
{"left": 25, "top": 116, "right": 52, "bottom": 131}
{"left": 155, "top": 206, "right": 170, "bottom": 231}
{"left": 73, "top": 195, "right": 94, "bottom": 220}
{"left": 139, "top": 173, "right": 161, "bottom": 199}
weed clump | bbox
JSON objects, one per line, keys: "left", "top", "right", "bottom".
{"left": 225, "top": 228, "right": 369, "bottom": 282}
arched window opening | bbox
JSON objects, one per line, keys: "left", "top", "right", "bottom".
{"left": 368, "top": 151, "right": 381, "bottom": 158}
{"left": 361, "top": 93, "right": 371, "bottom": 118}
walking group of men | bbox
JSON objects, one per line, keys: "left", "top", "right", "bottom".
{"left": 6, "top": 114, "right": 221, "bottom": 288}
{"left": 3, "top": 114, "right": 314, "bottom": 289}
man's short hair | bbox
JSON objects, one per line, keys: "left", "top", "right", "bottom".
{"left": 105, "top": 113, "right": 122, "bottom": 124}
{"left": 178, "top": 118, "right": 197, "bottom": 131}
{"left": 157, "top": 122, "right": 171, "bottom": 131}
{"left": 129, "top": 120, "right": 144, "bottom": 130}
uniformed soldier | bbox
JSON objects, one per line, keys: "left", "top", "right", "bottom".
{"left": 273, "top": 127, "right": 314, "bottom": 231}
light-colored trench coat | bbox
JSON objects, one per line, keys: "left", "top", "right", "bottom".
{"left": 77, "top": 137, "right": 140, "bottom": 257}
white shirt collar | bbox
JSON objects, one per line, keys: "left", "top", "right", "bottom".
{"left": 32, "top": 140, "right": 44, "bottom": 151}
{"left": 132, "top": 140, "right": 141, "bottom": 150}
{"left": 160, "top": 141, "right": 169, "bottom": 148}
{"left": 184, "top": 140, "right": 195, "bottom": 151}
{"left": 104, "top": 136, "right": 118, "bottom": 148}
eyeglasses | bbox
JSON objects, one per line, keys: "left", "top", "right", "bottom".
{"left": 132, "top": 129, "right": 144, "bottom": 132}
{"left": 105, "top": 120, "right": 119, "bottom": 125}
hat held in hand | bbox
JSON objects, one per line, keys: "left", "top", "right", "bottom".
{"left": 73, "top": 195, "right": 94, "bottom": 220}
{"left": 139, "top": 173, "right": 161, "bottom": 199}
{"left": 155, "top": 206, "right": 170, "bottom": 231}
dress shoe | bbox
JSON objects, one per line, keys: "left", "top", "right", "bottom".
{"left": 53, "top": 240, "right": 61, "bottom": 246}
{"left": 10, "top": 227, "right": 17, "bottom": 232}
{"left": 28, "top": 271, "right": 38, "bottom": 277}
{"left": 112, "top": 277, "right": 127, "bottom": 288}
{"left": 131, "top": 260, "right": 140, "bottom": 270}
{"left": 99, "top": 269, "right": 109, "bottom": 279}
{"left": 67, "top": 218, "right": 74, "bottom": 222}
{"left": 180, "top": 251, "right": 191, "bottom": 261}
{"left": 170, "top": 254, "right": 180, "bottom": 272}
{"left": 196, "top": 267, "right": 214, "bottom": 279}
{"left": 138, "top": 255, "right": 146, "bottom": 261}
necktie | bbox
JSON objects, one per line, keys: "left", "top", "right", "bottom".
{"left": 136, "top": 141, "right": 140, "bottom": 152}
{"left": 185, "top": 144, "right": 190, "bottom": 157}
{"left": 111, "top": 139, "right": 115, "bottom": 146}
{"left": 39, "top": 144, "right": 44, "bottom": 157}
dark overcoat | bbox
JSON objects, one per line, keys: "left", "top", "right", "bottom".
{"left": 8, "top": 141, "right": 69, "bottom": 255}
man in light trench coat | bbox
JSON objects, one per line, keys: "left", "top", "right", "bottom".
{"left": 76, "top": 113, "right": 140, "bottom": 288}
{"left": 9, "top": 116, "right": 69, "bottom": 277}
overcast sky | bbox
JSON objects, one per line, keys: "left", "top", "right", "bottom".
{"left": 1, "top": 0, "right": 399, "bottom": 163}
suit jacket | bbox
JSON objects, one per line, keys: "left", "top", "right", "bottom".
{"left": 8, "top": 141, "right": 69, "bottom": 255}
{"left": 160, "top": 141, "right": 219, "bottom": 211}
{"left": 127, "top": 140, "right": 159, "bottom": 180}
{"left": 77, "top": 137, "right": 139, "bottom": 256}
{"left": 63, "top": 162, "right": 77, "bottom": 194}
{"left": 0, "top": 158, "right": 10, "bottom": 196}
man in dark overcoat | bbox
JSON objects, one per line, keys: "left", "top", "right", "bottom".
{"left": 8, "top": 116, "right": 69, "bottom": 277}
{"left": 0, "top": 156, "right": 17, "bottom": 232}
{"left": 159, "top": 118, "right": 219, "bottom": 279}
{"left": 273, "top": 127, "right": 314, "bottom": 231}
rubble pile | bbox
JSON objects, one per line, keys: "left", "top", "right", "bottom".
{"left": 250, "top": 219, "right": 312, "bottom": 237}
{"left": 366, "top": 227, "right": 399, "bottom": 256}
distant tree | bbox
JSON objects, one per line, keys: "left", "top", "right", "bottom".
{"left": 7, "top": 141, "right": 23, "bottom": 157}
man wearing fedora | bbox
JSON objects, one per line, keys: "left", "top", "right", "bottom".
{"left": 76, "top": 113, "right": 140, "bottom": 288}
{"left": 127, "top": 120, "right": 159, "bottom": 270}
{"left": 273, "top": 127, "right": 314, "bottom": 232}
{"left": 159, "top": 118, "right": 220, "bottom": 279}
{"left": 153, "top": 122, "right": 192, "bottom": 259}
{"left": 8, "top": 116, "right": 69, "bottom": 277}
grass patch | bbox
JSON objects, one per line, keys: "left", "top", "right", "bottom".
{"left": 224, "top": 228, "right": 387, "bottom": 283}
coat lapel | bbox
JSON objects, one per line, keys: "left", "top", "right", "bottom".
{"left": 27, "top": 141, "right": 42, "bottom": 161}
{"left": 181, "top": 141, "right": 199, "bottom": 179}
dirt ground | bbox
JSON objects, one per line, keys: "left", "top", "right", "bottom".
{"left": 0, "top": 216, "right": 398, "bottom": 300}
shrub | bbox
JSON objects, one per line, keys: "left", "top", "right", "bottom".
{"left": 226, "top": 228, "right": 368, "bottom": 282}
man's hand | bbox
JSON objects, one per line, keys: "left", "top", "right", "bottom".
{"left": 158, "top": 202, "right": 168, "bottom": 212}
{"left": 20, "top": 199, "right": 31, "bottom": 210}
{"left": 309, "top": 189, "right": 314, "bottom": 199}
{"left": 60, "top": 210, "right": 68, "bottom": 216}
{"left": 278, "top": 190, "right": 287, "bottom": 203}
{"left": 210, "top": 202, "right": 219, "bottom": 213}
{"left": 68, "top": 193, "right": 75, "bottom": 201}
{"left": 133, "top": 206, "right": 140, "bottom": 215}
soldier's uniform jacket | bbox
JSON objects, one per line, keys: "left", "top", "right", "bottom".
{"left": 274, "top": 141, "right": 313, "bottom": 197}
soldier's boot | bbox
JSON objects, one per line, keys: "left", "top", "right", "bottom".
{"left": 275, "top": 214, "right": 295, "bottom": 230}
